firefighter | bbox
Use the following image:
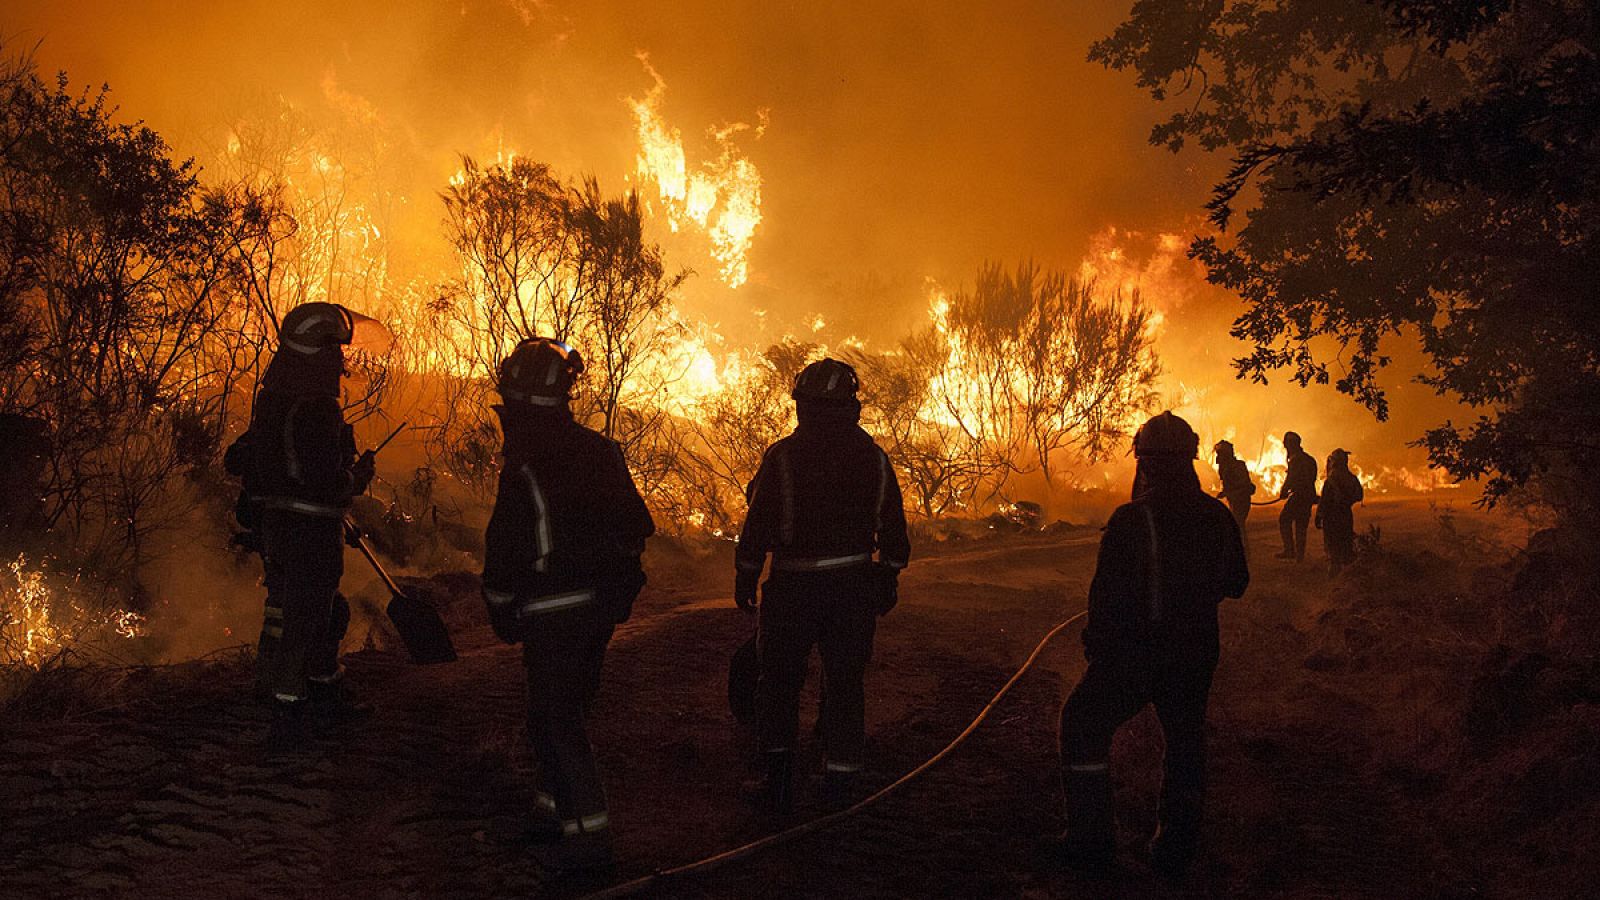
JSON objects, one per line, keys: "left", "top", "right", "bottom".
{"left": 480, "top": 337, "right": 654, "bottom": 872}
{"left": 735, "top": 357, "right": 911, "bottom": 814}
{"left": 1275, "top": 431, "right": 1319, "bottom": 561}
{"left": 1212, "top": 440, "right": 1255, "bottom": 547}
{"left": 1058, "top": 412, "right": 1249, "bottom": 876}
{"left": 1316, "top": 448, "right": 1364, "bottom": 576}
{"left": 237, "top": 302, "right": 376, "bottom": 751}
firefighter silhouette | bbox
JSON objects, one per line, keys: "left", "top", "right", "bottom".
{"left": 734, "top": 358, "right": 911, "bottom": 814}
{"left": 1059, "top": 412, "right": 1249, "bottom": 875}
{"left": 480, "top": 337, "right": 654, "bottom": 872}
{"left": 1317, "top": 448, "right": 1364, "bottom": 575}
{"left": 228, "top": 302, "right": 375, "bottom": 752}
{"left": 1275, "top": 431, "right": 1318, "bottom": 561}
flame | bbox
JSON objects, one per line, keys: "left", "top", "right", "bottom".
{"left": 220, "top": 103, "right": 392, "bottom": 316}
{"left": 1239, "top": 433, "right": 1289, "bottom": 496}
{"left": 1228, "top": 435, "right": 1458, "bottom": 499}
{"left": 628, "top": 55, "right": 765, "bottom": 288}
{"left": 1, "top": 555, "right": 145, "bottom": 668}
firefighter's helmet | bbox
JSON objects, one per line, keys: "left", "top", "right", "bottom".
{"left": 1214, "top": 439, "right": 1235, "bottom": 458}
{"left": 792, "top": 358, "right": 859, "bottom": 402}
{"left": 498, "top": 338, "right": 584, "bottom": 405}
{"left": 1133, "top": 411, "right": 1200, "bottom": 460}
{"left": 279, "top": 302, "right": 355, "bottom": 355}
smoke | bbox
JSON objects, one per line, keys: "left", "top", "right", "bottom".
{"left": 7, "top": 0, "right": 1469, "bottom": 508}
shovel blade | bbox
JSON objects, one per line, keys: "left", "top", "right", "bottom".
{"left": 386, "top": 591, "right": 457, "bottom": 664}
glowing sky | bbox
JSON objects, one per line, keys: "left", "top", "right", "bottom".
{"left": 5, "top": 0, "right": 1468, "bottom": 490}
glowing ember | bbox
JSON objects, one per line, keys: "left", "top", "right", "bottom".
{"left": 0, "top": 555, "right": 146, "bottom": 669}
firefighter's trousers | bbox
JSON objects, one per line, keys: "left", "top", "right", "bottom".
{"left": 522, "top": 601, "right": 614, "bottom": 840}
{"left": 1323, "top": 510, "right": 1356, "bottom": 569}
{"left": 1059, "top": 653, "right": 1216, "bottom": 857}
{"left": 1279, "top": 497, "right": 1314, "bottom": 559}
{"left": 757, "top": 569, "right": 877, "bottom": 772}
{"left": 257, "top": 510, "right": 347, "bottom": 701}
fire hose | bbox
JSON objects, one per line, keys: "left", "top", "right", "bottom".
{"left": 578, "top": 609, "right": 1089, "bottom": 900}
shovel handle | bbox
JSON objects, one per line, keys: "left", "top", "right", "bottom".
{"left": 347, "top": 520, "right": 404, "bottom": 598}
{"left": 371, "top": 421, "right": 408, "bottom": 456}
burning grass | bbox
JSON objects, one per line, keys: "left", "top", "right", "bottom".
{"left": 0, "top": 555, "right": 147, "bottom": 671}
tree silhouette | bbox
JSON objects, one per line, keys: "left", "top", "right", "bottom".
{"left": 1095, "top": 0, "right": 1600, "bottom": 527}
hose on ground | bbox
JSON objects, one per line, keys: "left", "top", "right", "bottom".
{"left": 579, "top": 609, "right": 1089, "bottom": 899}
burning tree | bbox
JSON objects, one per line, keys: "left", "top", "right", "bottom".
{"left": 849, "top": 335, "right": 1004, "bottom": 519}
{"left": 431, "top": 155, "right": 689, "bottom": 492}
{"left": 921, "top": 263, "right": 1160, "bottom": 500}
{"left": 206, "top": 105, "right": 401, "bottom": 430}
{"left": 654, "top": 339, "right": 812, "bottom": 533}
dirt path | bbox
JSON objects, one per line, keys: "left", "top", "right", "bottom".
{"left": 3, "top": 521, "right": 1455, "bottom": 898}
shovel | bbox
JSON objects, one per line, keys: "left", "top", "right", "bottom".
{"left": 343, "top": 421, "right": 457, "bottom": 664}
{"left": 348, "top": 525, "right": 458, "bottom": 664}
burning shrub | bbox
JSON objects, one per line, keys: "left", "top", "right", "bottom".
{"left": 0, "top": 554, "right": 145, "bottom": 670}
{"left": 427, "top": 155, "right": 688, "bottom": 496}
{"left": 654, "top": 341, "right": 804, "bottom": 534}
{"left": 0, "top": 46, "right": 258, "bottom": 581}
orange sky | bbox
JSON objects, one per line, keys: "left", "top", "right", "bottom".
{"left": 4, "top": 0, "right": 1470, "bottom": 495}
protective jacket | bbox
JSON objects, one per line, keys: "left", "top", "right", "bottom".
{"left": 735, "top": 404, "right": 910, "bottom": 575}
{"left": 1319, "top": 469, "right": 1364, "bottom": 525}
{"left": 1217, "top": 458, "right": 1254, "bottom": 502}
{"left": 1281, "top": 449, "right": 1319, "bottom": 504}
{"left": 482, "top": 405, "right": 655, "bottom": 627}
{"left": 1061, "top": 471, "right": 1249, "bottom": 872}
{"left": 1082, "top": 484, "right": 1250, "bottom": 663}
{"left": 243, "top": 386, "right": 360, "bottom": 519}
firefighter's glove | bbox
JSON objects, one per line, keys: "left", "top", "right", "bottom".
{"left": 734, "top": 568, "right": 760, "bottom": 612}
{"left": 1314, "top": 513, "right": 1323, "bottom": 530}
{"left": 351, "top": 450, "right": 377, "bottom": 495}
{"left": 873, "top": 563, "right": 900, "bottom": 616}
{"left": 343, "top": 521, "right": 364, "bottom": 548}
{"left": 222, "top": 432, "right": 254, "bottom": 478}
{"left": 229, "top": 530, "right": 263, "bottom": 555}
{"left": 484, "top": 589, "right": 522, "bottom": 645}
{"left": 602, "top": 560, "right": 648, "bottom": 625}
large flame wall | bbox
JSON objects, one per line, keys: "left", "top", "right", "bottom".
{"left": 7, "top": 0, "right": 1467, "bottom": 506}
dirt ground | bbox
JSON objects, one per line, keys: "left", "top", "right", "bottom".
{"left": 1, "top": 498, "right": 1587, "bottom": 898}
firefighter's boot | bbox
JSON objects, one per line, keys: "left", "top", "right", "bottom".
{"left": 1149, "top": 791, "right": 1204, "bottom": 877}
{"left": 534, "top": 811, "right": 615, "bottom": 876}
{"left": 821, "top": 756, "right": 865, "bottom": 805}
{"left": 742, "top": 749, "right": 795, "bottom": 815}
{"left": 546, "top": 831, "right": 615, "bottom": 874}
{"left": 1060, "top": 762, "right": 1116, "bottom": 871}
{"left": 307, "top": 675, "right": 372, "bottom": 734}
{"left": 264, "top": 698, "right": 310, "bottom": 756}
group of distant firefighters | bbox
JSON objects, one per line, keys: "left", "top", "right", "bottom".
{"left": 1214, "top": 431, "right": 1366, "bottom": 573}
{"left": 225, "top": 301, "right": 1368, "bottom": 879}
